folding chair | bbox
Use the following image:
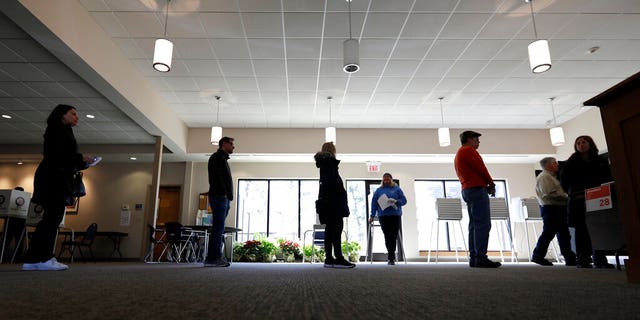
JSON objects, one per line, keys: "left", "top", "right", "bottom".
{"left": 144, "top": 224, "right": 168, "bottom": 263}
{"left": 58, "top": 223, "right": 98, "bottom": 263}
{"left": 428, "top": 198, "right": 467, "bottom": 263}
{"left": 165, "top": 222, "right": 198, "bottom": 263}
{"left": 302, "top": 224, "right": 325, "bottom": 263}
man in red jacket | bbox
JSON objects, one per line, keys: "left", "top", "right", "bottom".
{"left": 454, "top": 131, "right": 501, "bottom": 268}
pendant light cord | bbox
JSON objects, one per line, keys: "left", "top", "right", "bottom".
{"left": 348, "top": 0, "right": 353, "bottom": 40}
{"left": 328, "top": 96, "right": 333, "bottom": 125}
{"left": 550, "top": 97, "right": 557, "bottom": 126}
{"left": 215, "top": 96, "right": 221, "bottom": 125}
{"left": 439, "top": 97, "right": 445, "bottom": 126}
{"left": 163, "top": 0, "right": 170, "bottom": 37}
{"left": 529, "top": 0, "right": 538, "bottom": 39}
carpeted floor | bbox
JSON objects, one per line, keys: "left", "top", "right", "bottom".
{"left": 0, "top": 262, "right": 638, "bottom": 319}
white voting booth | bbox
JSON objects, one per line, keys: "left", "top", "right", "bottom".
{"left": 0, "top": 189, "right": 31, "bottom": 262}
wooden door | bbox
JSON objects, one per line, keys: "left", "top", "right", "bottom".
{"left": 154, "top": 186, "right": 181, "bottom": 260}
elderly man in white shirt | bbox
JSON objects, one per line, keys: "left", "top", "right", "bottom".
{"left": 531, "top": 157, "right": 577, "bottom": 266}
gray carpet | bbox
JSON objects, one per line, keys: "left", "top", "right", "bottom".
{"left": 0, "top": 262, "right": 638, "bottom": 319}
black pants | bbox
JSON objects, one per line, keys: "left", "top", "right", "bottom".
{"left": 24, "top": 198, "right": 66, "bottom": 263}
{"left": 379, "top": 215, "right": 401, "bottom": 261}
{"left": 324, "top": 216, "right": 344, "bottom": 259}
{"left": 568, "top": 195, "right": 608, "bottom": 266}
{"left": 532, "top": 205, "right": 576, "bottom": 262}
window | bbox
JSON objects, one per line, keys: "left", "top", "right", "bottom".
{"left": 236, "top": 179, "right": 318, "bottom": 242}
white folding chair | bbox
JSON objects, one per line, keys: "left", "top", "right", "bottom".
{"left": 302, "top": 224, "right": 326, "bottom": 263}
{"left": 522, "top": 198, "right": 561, "bottom": 263}
{"left": 489, "top": 197, "right": 516, "bottom": 262}
{"left": 428, "top": 198, "right": 467, "bottom": 263}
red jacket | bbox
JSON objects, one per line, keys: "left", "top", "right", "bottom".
{"left": 454, "top": 145, "right": 494, "bottom": 190}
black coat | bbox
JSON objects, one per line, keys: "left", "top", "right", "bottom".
{"left": 560, "top": 153, "right": 612, "bottom": 196}
{"left": 32, "top": 125, "right": 86, "bottom": 205}
{"left": 314, "top": 152, "right": 350, "bottom": 221}
{"left": 208, "top": 149, "right": 233, "bottom": 200}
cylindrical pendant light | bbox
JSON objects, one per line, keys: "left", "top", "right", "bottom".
{"left": 325, "top": 97, "right": 336, "bottom": 144}
{"left": 153, "top": 1, "right": 173, "bottom": 72}
{"left": 549, "top": 127, "right": 564, "bottom": 146}
{"left": 210, "top": 96, "right": 223, "bottom": 145}
{"left": 153, "top": 38, "right": 173, "bottom": 72}
{"left": 211, "top": 126, "right": 222, "bottom": 145}
{"left": 437, "top": 97, "right": 450, "bottom": 147}
{"left": 343, "top": 39, "right": 359, "bottom": 73}
{"left": 342, "top": 0, "right": 359, "bottom": 73}
{"left": 528, "top": 39, "right": 551, "bottom": 73}
{"left": 325, "top": 126, "right": 336, "bottom": 144}
{"left": 527, "top": 0, "right": 551, "bottom": 74}
{"left": 548, "top": 97, "right": 564, "bottom": 146}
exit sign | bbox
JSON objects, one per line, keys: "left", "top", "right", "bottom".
{"left": 367, "top": 161, "right": 381, "bottom": 173}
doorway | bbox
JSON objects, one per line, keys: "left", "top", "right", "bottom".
{"left": 364, "top": 179, "right": 404, "bottom": 262}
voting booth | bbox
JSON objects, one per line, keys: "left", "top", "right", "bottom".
{"left": 0, "top": 189, "right": 31, "bottom": 218}
{"left": 584, "top": 182, "right": 626, "bottom": 269}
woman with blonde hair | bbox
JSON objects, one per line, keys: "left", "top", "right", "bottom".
{"left": 369, "top": 173, "right": 407, "bottom": 265}
{"left": 314, "top": 142, "right": 355, "bottom": 268}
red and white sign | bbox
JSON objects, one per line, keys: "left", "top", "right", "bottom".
{"left": 366, "top": 161, "right": 381, "bottom": 173}
{"left": 585, "top": 184, "right": 612, "bottom": 212}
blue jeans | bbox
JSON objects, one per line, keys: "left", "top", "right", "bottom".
{"left": 532, "top": 205, "right": 576, "bottom": 262}
{"left": 206, "top": 195, "right": 230, "bottom": 262}
{"left": 461, "top": 187, "right": 491, "bottom": 261}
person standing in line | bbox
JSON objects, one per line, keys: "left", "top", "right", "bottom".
{"left": 454, "top": 131, "right": 501, "bottom": 268}
{"left": 531, "top": 157, "right": 577, "bottom": 266}
{"left": 22, "top": 104, "right": 96, "bottom": 271}
{"left": 369, "top": 173, "right": 407, "bottom": 265}
{"left": 205, "top": 136, "right": 235, "bottom": 267}
{"left": 560, "top": 135, "right": 614, "bottom": 269}
{"left": 314, "top": 142, "right": 355, "bottom": 269}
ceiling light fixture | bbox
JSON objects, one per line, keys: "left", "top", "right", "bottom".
{"left": 211, "top": 96, "right": 223, "bottom": 145}
{"left": 1, "top": 114, "right": 11, "bottom": 119}
{"left": 343, "top": 0, "right": 359, "bottom": 73}
{"left": 153, "top": 0, "right": 173, "bottom": 72}
{"left": 526, "top": 0, "right": 551, "bottom": 73}
{"left": 325, "top": 96, "right": 336, "bottom": 144}
{"left": 548, "top": 97, "right": 564, "bottom": 146}
{"left": 437, "top": 97, "right": 450, "bottom": 147}
{"left": 86, "top": 114, "right": 95, "bottom": 119}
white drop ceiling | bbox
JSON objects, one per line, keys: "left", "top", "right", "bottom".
{"left": 1, "top": 0, "right": 640, "bottom": 161}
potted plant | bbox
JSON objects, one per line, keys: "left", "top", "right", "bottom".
{"left": 260, "top": 240, "right": 277, "bottom": 262}
{"left": 278, "top": 239, "right": 301, "bottom": 262}
{"left": 342, "top": 240, "right": 361, "bottom": 263}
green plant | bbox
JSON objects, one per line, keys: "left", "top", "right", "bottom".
{"left": 342, "top": 241, "right": 361, "bottom": 263}
{"left": 303, "top": 245, "right": 325, "bottom": 262}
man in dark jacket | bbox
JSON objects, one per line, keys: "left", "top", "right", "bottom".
{"left": 205, "top": 136, "right": 235, "bottom": 267}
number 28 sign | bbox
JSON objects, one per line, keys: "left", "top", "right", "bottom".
{"left": 585, "top": 184, "right": 613, "bottom": 212}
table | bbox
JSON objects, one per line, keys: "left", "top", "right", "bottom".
{"left": 58, "top": 230, "right": 128, "bottom": 260}
{"left": 184, "top": 226, "right": 241, "bottom": 262}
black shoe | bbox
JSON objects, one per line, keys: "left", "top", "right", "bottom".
{"left": 565, "top": 260, "right": 577, "bottom": 267}
{"left": 333, "top": 257, "right": 355, "bottom": 269}
{"left": 324, "top": 257, "right": 335, "bottom": 268}
{"left": 594, "top": 263, "right": 615, "bottom": 269}
{"left": 576, "top": 262, "right": 593, "bottom": 268}
{"left": 531, "top": 256, "right": 553, "bottom": 266}
{"left": 204, "top": 258, "right": 230, "bottom": 267}
{"left": 472, "top": 259, "right": 501, "bottom": 268}
{"left": 387, "top": 260, "right": 396, "bottom": 265}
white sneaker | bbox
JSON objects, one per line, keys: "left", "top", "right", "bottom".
{"left": 22, "top": 258, "right": 69, "bottom": 271}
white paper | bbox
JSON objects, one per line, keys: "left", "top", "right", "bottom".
{"left": 120, "top": 209, "right": 131, "bottom": 226}
{"left": 377, "top": 193, "right": 391, "bottom": 210}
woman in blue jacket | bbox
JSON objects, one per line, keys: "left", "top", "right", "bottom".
{"left": 369, "top": 173, "right": 407, "bottom": 265}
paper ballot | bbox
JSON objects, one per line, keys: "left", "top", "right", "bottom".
{"left": 377, "top": 193, "right": 391, "bottom": 210}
